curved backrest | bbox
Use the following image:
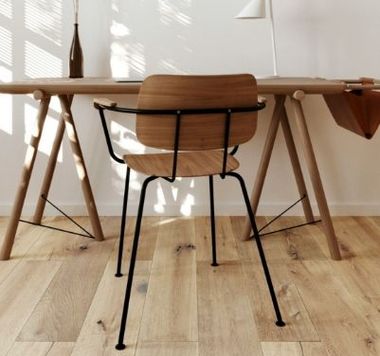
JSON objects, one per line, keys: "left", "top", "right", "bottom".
{"left": 136, "top": 74, "right": 258, "bottom": 150}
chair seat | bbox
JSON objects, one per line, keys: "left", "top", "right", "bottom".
{"left": 124, "top": 150, "right": 239, "bottom": 177}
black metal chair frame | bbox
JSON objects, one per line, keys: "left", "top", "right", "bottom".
{"left": 94, "top": 100, "right": 285, "bottom": 351}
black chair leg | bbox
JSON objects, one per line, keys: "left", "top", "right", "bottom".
{"left": 225, "top": 172, "right": 285, "bottom": 327}
{"left": 116, "top": 176, "right": 157, "bottom": 351}
{"left": 209, "top": 175, "right": 218, "bottom": 266}
{"left": 115, "top": 167, "right": 131, "bottom": 277}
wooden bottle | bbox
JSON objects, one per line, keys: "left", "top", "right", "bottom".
{"left": 69, "top": 23, "right": 83, "bottom": 78}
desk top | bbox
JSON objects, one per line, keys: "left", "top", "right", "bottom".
{"left": 0, "top": 77, "right": 377, "bottom": 96}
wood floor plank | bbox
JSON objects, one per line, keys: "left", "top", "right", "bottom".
{"left": 136, "top": 341, "right": 198, "bottom": 356}
{"left": 23, "top": 217, "right": 97, "bottom": 261}
{"left": 0, "top": 260, "right": 19, "bottom": 286}
{"left": 46, "top": 342, "right": 75, "bottom": 356}
{"left": 139, "top": 218, "right": 197, "bottom": 342}
{"left": 290, "top": 260, "right": 380, "bottom": 356}
{"left": 301, "top": 342, "right": 329, "bottom": 356}
{"left": 197, "top": 261, "right": 262, "bottom": 356}
{"left": 17, "top": 237, "right": 115, "bottom": 342}
{"left": 71, "top": 260, "right": 151, "bottom": 356}
{"left": 6, "top": 342, "right": 52, "bottom": 356}
{"left": 1, "top": 216, "right": 380, "bottom": 355}
{"left": 194, "top": 216, "right": 239, "bottom": 262}
{"left": 242, "top": 261, "right": 319, "bottom": 341}
{"left": 0, "top": 261, "right": 61, "bottom": 356}
{"left": 261, "top": 342, "right": 302, "bottom": 356}
{"left": 234, "top": 216, "right": 326, "bottom": 264}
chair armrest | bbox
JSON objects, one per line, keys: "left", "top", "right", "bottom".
{"left": 258, "top": 96, "right": 267, "bottom": 104}
{"left": 94, "top": 98, "right": 117, "bottom": 109}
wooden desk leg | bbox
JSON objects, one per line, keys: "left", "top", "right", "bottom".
{"left": 280, "top": 106, "right": 315, "bottom": 223}
{"left": 0, "top": 94, "right": 51, "bottom": 260}
{"left": 290, "top": 92, "right": 341, "bottom": 260}
{"left": 58, "top": 95, "right": 104, "bottom": 241}
{"left": 242, "top": 95, "right": 286, "bottom": 240}
{"left": 33, "top": 96, "right": 74, "bottom": 224}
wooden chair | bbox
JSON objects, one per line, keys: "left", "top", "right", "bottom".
{"left": 94, "top": 74, "right": 285, "bottom": 351}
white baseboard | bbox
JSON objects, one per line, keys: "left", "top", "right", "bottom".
{"left": 0, "top": 201, "right": 379, "bottom": 217}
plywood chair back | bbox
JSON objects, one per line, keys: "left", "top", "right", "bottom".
{"left": 136, "top": 74, "right": 258, "bottom": 150}
{"left": 324, "top": 90, "right": 380, "bottom": 139}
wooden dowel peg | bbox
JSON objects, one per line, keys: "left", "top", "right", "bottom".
{"left": 292, "top": 90, "right": 306, "bottom": 101}
{"left": 33, "top": 90, "right": 47, "bottom": 101}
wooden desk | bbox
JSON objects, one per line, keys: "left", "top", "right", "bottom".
{"left": 0, "top": 77, "right": 346, "bottom": 260}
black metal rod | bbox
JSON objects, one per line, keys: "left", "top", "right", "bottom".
{"left": 258, "top": 220, "right": 321, "bottom": 237}
{"left": 40, "top": 194, "right": 94, "bottom": 238}
{"left": 96, "top": 102, "right": 266, "bottom": 115}
{"left": 19, "top": 219, "right": 94, "bottom": 239}
{"left": 116, "top": 176, "right": 158, "bottom": 351}
{"left": 169, "top": 111, "right": 181, "bottom": 182}
{"left": 230, "top": 145, "right": 239, "bottom": 156}
{"left": 258, "top": 195, "right": 306, "bottom": 233}
{"left": 115, "top": 167, "right": 131, "bottom": 277}
{"left": 222, "top": 110, "right": 232, "bottom": 176}
{"left": 99, "top": 108, "right": 125, "bottom": 164}
{"left": 209, "top": 176, "right": 218, "bottom": 266}
{"left": 224, "top": 172, "right": 285, "bottom": 327}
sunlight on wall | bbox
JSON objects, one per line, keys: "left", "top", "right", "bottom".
{"left": 154, "top": 181, "right": 166, "bottom": 213}
{"left": 0, "top": 0, "right": 12, "bottom": 19}
{"left": 25, "top": 0, "right": 63, "bottom": 46}
{"left": 180, "top": 193, "right": 194, "bottom": 216}
{"left": 0, "top": 25, "right": 13, "bottom": 134}
{"left": 24, "top": 103, "right": 62, "bottom": 161}
{"left": 25, "top": 41, "right": 62, "bottom": 78}
{"left": 158, "top": 0, "right": 192, "bottom": 26}
{"left": 108, "top": 0, "right": 196, "bottom": 216}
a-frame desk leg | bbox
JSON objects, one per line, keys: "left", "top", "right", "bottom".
{"left": 243, "top": 95, "right": 314, "bottom": 240}
{"left": 0, "top": 92, "right": 51, "bottom": 260}
{"left": 32, "top": 98, "right": 72, "bottom": 224}
{"left": 58, "top": 95, "right": 104, "bottom": 241}
{"left": 290, "top": 91, "right": 341, "bottom": 260}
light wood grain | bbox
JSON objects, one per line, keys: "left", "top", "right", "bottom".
{"left": 72, "top": 260, "right": 150, "bottom": 356}
{"left": 242, "top": 261, "right": 319, "bottom": 342}
{"left": 197, "top": 261, "right": 263, "bottom": 356}
{"left": 18, "top": 238, "right": 114, "bottom": 342}
{"left": 0, "top": 261, "right": 60, "bottom": 355}
{"left": 261, "top": 342, "right": 302, "bottom": 356}
{"left": 0, "top": 77, "right": 347, "bottom": 96}
{"left": 46, "top": 342, "right": 75, "bottom": 356}
{"left": 139, "top": 218, "right": 198, "bottom": 342}
{"left": 6, "top": 342, "right": 52, "bottom": 356}
{"left": 291, "top": 260, "right": 379, "bottom": 356}
{"left": 136, "top": 342, "right": 198, "bottom": 356}
{"left": 0, "top": 217, "right": 379, "bottom": 355}
{"left": 194, "top": 216, "right": 239, "bottom": 262}
{"left": 301, "top": 342, "right": 329, "bottom": 356}
{"left": 136, "top": 74, "right": 258, "bottom": 151}
{"left": 125, "top": 150, "right": 239, "bottom": 178}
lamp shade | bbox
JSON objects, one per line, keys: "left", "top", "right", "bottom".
{"left": 235, "top": 0, "right": 266, "bottom": 19}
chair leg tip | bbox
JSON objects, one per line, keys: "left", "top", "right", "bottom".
{"left": 115, "top": 273, "right": 123, "bottom": 278}
{"left": 211, "top": 262, "right": 219, "bottom": 267}
{"left": 115, "top": 344, "right": 126, "bottom": 350}
{"left": 275, "top": 320, "right": 286, "bottom": 327}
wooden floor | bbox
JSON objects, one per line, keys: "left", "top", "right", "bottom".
{"left": 0, "top": 216, "right": 380, "bottom": 356}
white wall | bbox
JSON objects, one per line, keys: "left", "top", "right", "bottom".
{"left": 1, "top": 0, "right": 380, "bottom": 217}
